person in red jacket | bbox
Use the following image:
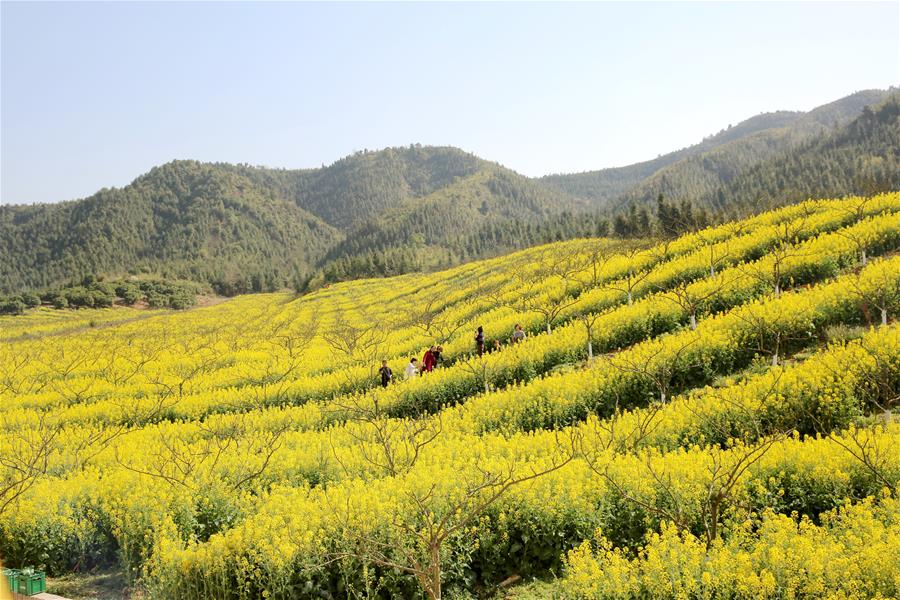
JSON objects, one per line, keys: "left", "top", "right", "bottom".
{"left": 422, "top": 345, "right": 437, "bottom": 372}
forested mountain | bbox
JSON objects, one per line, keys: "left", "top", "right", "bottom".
{"left": 2, "top": 90, "right": 896, "bottom": 295}
{"left": 720, "top": 92, "right": 900, "bottom": 212}
{"left": 542, "top": 89, "right": 891, "bottom": 211}
{"left": 0, "top": 162, "right": 341, "bottom": 294}
{"left": 311, "top": 168, "right": 605, "bottom": 285}
{"left": 0, "top": 148, "right": 593, "bottom": 294}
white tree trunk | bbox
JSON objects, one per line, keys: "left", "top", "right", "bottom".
{"left": 627, "top": 290, "right": 633, "bottom": 305}
{"left": 690, "top": 313, "right": 697, "bottom": 330}
{"left": 587, "top": 340, "right": 594, "bottom": 361}
{"left": 861, "top": 249, "right": 868, "bottom": 266}
{"left": 882, "top": 307, "right": 888, "bottom": 327}
{"left": 772, "top": 353, "right": 779, "bottom": 367}
{"left": 546, "top": 322, "right": 552, "bottom": 334}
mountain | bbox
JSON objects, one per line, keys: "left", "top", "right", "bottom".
{"left": 0, "top": 147, "right": 595, "bottom": 294}
{"left": 311, "top": 167, "right": 606, "bottom": 285}
{"left": 541, "top": 89, "right": 892, "bottom": 212}
{"left": 2, "top": 90, "right": 896, "bottom": 295}
{"left": 720, "top": 92, "right": 900, "bottom": 212}
{"left": 0, "top": 161, "right": 342, "bottom": 294}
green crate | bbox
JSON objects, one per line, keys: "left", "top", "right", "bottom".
{"left": 2, "top": 568, "right": 19, "bottom": 593}
{"left": 17, "top": 570, "right": 46, "bottom": 596}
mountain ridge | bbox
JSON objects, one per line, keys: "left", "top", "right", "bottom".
{"left": 2, "top": 88, "right": 897, "bottom": 294}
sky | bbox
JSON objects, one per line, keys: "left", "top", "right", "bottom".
{"left": 1, "top": 2, "right": 898, "bottom": 205}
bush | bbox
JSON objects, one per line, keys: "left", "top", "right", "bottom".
{"left": 146, "top": 291, "right": 169, "bottom": 308}
{"left": 65, "top": 288, "right": 95, "bottom": 308}
{"left": 91, "top": 290, "right": 115, "bottom": 308}
{"left": 0, "top": 297, "right": 26, "bottom": 315}
{"left": 21, "top": 293, "right": 42, "bottom": 308}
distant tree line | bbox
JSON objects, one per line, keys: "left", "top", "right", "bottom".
{"left": 0, "top": 276, "right": 202, "bottom": 316}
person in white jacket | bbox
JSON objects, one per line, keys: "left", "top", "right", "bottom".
{"left": 404, "top": 357, "right": 419, "bottom": 379}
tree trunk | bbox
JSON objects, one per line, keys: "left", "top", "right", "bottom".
{"left": 707, "top": 501, "right": 719, "bottom": 548}
{"left": 587, "top": 340, "right": 594, "bottom": 361}
{"left": 627, "top": 290, "right": 633, "bottom": 305}
{"left": 660, "top": 390, "right": 666, "bottom": 403}
{"left": 882, "top": 307, "right": 888, "bottom": 327}
{"left": 774, "top": 282, "right": 781, "bottom": 298}
{"left": 861, "top": 249, "right": 868, "bottom": 266}
{"left": 772, "top": 352, "right": 779, "bottom": 367}
{"left": 546, "top": 322, "right": 552, "bottom": 334}
{"left": 430, "top": 544, "right": 442, "bottom": 600}
{"left": 689, "top": 313, "right": 697, "bottom": 330}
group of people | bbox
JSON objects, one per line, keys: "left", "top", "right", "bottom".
{"left": 378, "top": 323, "right": 528, "bottom": 387}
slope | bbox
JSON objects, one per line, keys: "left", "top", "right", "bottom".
{"left": 542, "top": 89, "right": 890, "bottom": 212}
{"left": 719, "top": 91, "right": 900, "bottom": 212}
{"left": 309, "top": 167, "right": 605, "bottom": 285}
{"left": 0, "top": 161, "right": 341, "bottom": 294}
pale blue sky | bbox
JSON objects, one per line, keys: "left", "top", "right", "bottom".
{"left": 1, "top": 1, "right": 898, "bottom": 205}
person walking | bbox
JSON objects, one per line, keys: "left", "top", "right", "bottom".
{"left": 512, "top": 323, "right": 526, "bottom": 344}
{"left": 404, "top": 358, "right": 420, "bottom": 379}
{"left": 433, "top": 345, "right": 444, "bottom": 368}
{"left": 378, "top": 360, "right": 393, "bottom": 388}
{"left": 422, "top": 345, "right": 437, "bottom": 372}
{"left": 475, "top": 326, "right": 485, "bottom": 356}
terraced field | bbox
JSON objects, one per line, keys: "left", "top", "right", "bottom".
{"left": 2, "top": 194, "right": 899, "bottom": 599}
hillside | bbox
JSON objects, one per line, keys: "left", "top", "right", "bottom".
{"left": 0, "top": 161, "right": 341, "bottom": 295}
{"left": 0, "top": 147, "right": 598, "bottom": 294}
{"left": 720, "top": 92, "right": 900, "bottom": 212}
{"left": 2, "top": 193, "right": 898, "bottom": 599}
{"left": 542, "top": 89, "right": 891, "bottom": 211}
{"left": 2, "top": 90, "right": 896, "bottom": 295}
{"left": 311, "top": 167, "right": 604, "bottom": 284}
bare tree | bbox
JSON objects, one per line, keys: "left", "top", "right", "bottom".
{"left": 696, "top": 229, "right": 735, "bottom": 278}
{"left": 455, "top": 352, "right": 500, "bottom": 395}
{"left": 577, "top": 310, "right": 604, "bottom": 362}
{"left": 0, "top": 347, "right": 49, "bottom": 396}
{"left": 732, "top": 304, "right": 810, "bottom": 367}
{"left": 410, "top": 292, "right": 466, "bottom": 346}
{"left": 603, "top": 248, "right": 654, "bottom": 306}
{"left": 0, "top": 413, "right": 61, "bottom": 516}
{"left": 514, "top": 250, "right": 583, "bottom": 334}
{"left": 326, "top": 395, "right": 443, "bottom": 479}
{"left": 738, "top": 211, "right": 815, "bottom": 299}
{"left": 586, "top": 416, "right": 785, "bottom": 549}
{"left": 848, "top": 264, "right": 897, "bottom": 327}
{"left": 834, "top": 219, "right": 875, "bottom": 267}
{"left": 115, "top": 415, "right": 290, "bottom": 493}
{"left": 580, "top": 399, "right": 665, "bottom": 457}
{"left": 662, "top": 279, "right": 726, "bottom": 331}
{"left": 322, "top": 319, "right": 391, "bottom": 385}
{"left": 235, "top": 312, "right": 319, "bottom": 406}
{"left": 575, "top": 240, "right": 618, "bottom": 288}
{"left": 602, "top": 334, "right": 699, "bottom": 404}
{"left": 821, "top": 424, "right": 896, "bottom": 496}
{"left": 326, "top": 433, "right": 578, "bottom": 600}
